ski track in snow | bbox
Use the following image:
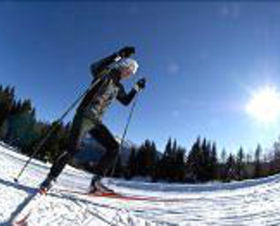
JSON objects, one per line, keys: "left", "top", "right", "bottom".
{"left": 0, "top": 143, "right": 280, "bottom": 225}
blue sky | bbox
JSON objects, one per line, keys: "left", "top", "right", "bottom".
{"left": 1, "top": 2, "right": 280, "bottom": 154}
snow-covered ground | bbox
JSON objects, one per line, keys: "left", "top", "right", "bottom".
{"left": 1, "top": 143, "right": 280, "bottom": 226}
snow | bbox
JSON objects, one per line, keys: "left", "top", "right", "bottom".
{"left": 1, "top": 143, "right": 280, "bottom": 225}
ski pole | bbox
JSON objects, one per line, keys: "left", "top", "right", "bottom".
{"left": 109, "top": 93, "right": 139, "bottom": 177}
{"left": 14, "top": 78, "right": 102, "bottom": 182}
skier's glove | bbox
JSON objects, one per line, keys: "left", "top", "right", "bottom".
{"left": 118, "top": 46, "right": 135, "bottom": 58}
{"left": 134, "top": 78, "right": 146, "bottom": 92}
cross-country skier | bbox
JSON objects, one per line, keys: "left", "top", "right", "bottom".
{"left": 40, "top": 46, "right": 146, "bottom": 193}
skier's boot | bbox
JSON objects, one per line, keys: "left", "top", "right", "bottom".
{"left": 39, "top": 176, "right": 56, "bottom": 194}
{"left": 89, "top": 175, "right": 114, "bottom": 194}
{"left": 89, "top": 175, "right": 102, "bottom": 193}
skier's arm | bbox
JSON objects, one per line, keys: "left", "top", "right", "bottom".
{"left": 90, "top": 53, "right": 120, "bottom": 78}
{"left": 90, "top": 47, "right": 135, "bottom": 78}
{"left": 117, "top": 78, "right": 146, "bottom": 106}
{"left": 116, "top": 84, "right": 137, "bottom": 106}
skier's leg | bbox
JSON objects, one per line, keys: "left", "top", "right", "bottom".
{"left": 45, "top": 114, "right": 94, "bottom": 182}
{"left": 88, "top": 123, "right": 119, "bottom": 177}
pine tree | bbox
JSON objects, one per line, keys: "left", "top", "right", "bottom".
{"left": 270, "top": 138, "right": 280, "bottom": 174}
{"left": 219, "top": 148, "right": 227, "bottom": 181}
{"left": 186, "top": 137, "right": 202, "bottom": 182}
{"left": 5, "top": 99, "right": 37, "bottom": 149}
{"left": 221, "top": 148, "right": 227, "bottom": 163}
{"left": 236, "top": 147, "right": 245, "bottom": 180}
{"left": 126, "top": 146, "right": 137, "bottom": 179}
{"left": 209, "top": 142, "right": 218, "bottom": 180}
{"left": 174, "top": 146, "right": 186, "bottom": 182}
{"left": 157, "top": 138, "right": 172, "bottom": 180}
{"left": 200, "top": 139, "right": 209, "bottom": 181}
{"left": 157, "top": 138, "right": 186, "bottom": 182}
{"left": 254, "top": 144, "right": 262, "bottom": 178}
{"left": 0, "top": 86, "right": 15, "bottom": 131}
{"left": 0, "top": 85, "right": 68, "bottom": 163}
{"left": 135, "top": 139, "right": 158, "bottom": 178}
{"left": 225, "top": 153, "right": 236, "bottom": 181}
{"left": 150, "top": 141, "right": 158, "bottom": 181}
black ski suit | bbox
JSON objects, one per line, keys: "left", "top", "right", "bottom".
{"left": 47, "top": 52, "right": 137, "bottom": 179}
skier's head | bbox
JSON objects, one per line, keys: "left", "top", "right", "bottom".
{"left": 112, "top": 58, "right": 139, "bottom": 79}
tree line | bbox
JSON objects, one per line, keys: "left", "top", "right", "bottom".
{"left": 1, "top": 84, "right": 280, "bottom": 183}
{"left": 121, "top": 137, "right": 278, "bottom": 183}
{"left": 0, "top": 85, "right": 70, "bottom": 163}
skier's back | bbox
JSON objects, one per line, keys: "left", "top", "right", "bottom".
{"left": 40, "top": 46, "right": 146, "bottom": 192}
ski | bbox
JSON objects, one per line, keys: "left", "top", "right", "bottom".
{"left": 56, "top": 186, "right": 170, "bottom": 202}
{"left": 89, "top": 190, "right": 159, "bottom": 201}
